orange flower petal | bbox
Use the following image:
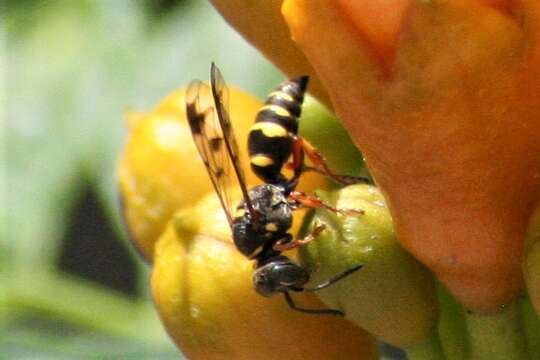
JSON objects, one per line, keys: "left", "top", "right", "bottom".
{"left": 210, "top": 0, "right": 330, "bottom": 104}
{"left": 284, "top": 0, "right": 540, "bottom": 313}
{"left": 337, "top": 0, "right": 412, "bottom": 75}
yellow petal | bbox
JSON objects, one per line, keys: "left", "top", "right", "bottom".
{"left": 152, "top": 192, "right": 378, "bottom": 359}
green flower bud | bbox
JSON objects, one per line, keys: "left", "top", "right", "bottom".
{"left": 299, "top": 184, "right": 438, "bottom": 349}
{"left": 299, "top": 96, "right": 370, "bottom": 181}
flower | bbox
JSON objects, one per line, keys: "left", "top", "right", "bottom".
{"left": 210, "top": 0, "right": 330, "bottom": 104}
{"left": 151, "top": 191, "right": 377, "bottom": 360}
{"left": 118, "top": 88, "right": 262, "bottom": 261}
{"left": 213, "top": 0, "right": 540, "bottom": 314}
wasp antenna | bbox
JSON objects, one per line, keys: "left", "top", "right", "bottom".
{"left": 303, "top": 264, "right": 363, "bottom": 292}
{"left": 282, "top": 291, "right": 344, "bottom": 316}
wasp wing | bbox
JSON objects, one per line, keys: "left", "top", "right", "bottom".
{"left": 186, "top": 71, "right": 258, "bottom": 228}
{"left": 209, "top": 63, "right": 256, "bottom": 219}
{"left": 186, "top": 80, "right": 234, "bottom": 226}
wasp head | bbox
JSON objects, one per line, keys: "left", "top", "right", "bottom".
{"left": 253, "top": 256, "right": 309, "bottom": 297}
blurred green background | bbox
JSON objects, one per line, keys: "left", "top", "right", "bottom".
{"left": 3, "top": 0, "right": 284, "bottom": 357}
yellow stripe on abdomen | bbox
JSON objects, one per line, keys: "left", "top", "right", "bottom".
{"left": 250, "top": 122, "right": 288, "bottom": 138}
{"left": 259, "top": 104, "right": 291, "bottom": 118}
{"left": 250, "top": 154, "right": 275, "bottom": 167}
{"left": 267, "top": 91, "right": 294, "bottom": 103}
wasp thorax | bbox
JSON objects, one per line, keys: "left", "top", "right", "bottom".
{"left": 242, "top": 184, "right": 293, "bottom": 232}
{"left": 253, "top": 256, "right": 310, "bottom": 297}
{"left": 249, "top": 184, "right": 289, "bottom": 211}
{"left": 232, "top": 184, "right": 293, "bottom": 259}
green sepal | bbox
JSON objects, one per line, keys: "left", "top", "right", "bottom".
{"left": 298, "top": 184, "right": 438, "bottom": 349}
{"left": 298, "top": 96, "right": 371, "bottom": 181}
{"left": 524, "top": 204, "right": 540, "bottom": 318}
{"left": 437, "top": 283, "right": 469, "bottom": 360}
{"left": 464, "top": 300, "right": 528, "bottom": 360}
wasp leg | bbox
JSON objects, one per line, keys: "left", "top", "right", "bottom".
{"left": 273, "top": 224, "right": 326, "bottom": 252}
{"left": 284, "top": 161, "right": 370, "bottom": 185}
{"left": 303, "top": 264, "right": 363, "bottom": 292}
{"left": 282, "top": 291, "right": 344, "bottom": 316}
{"left": 283, "top": 133, "right": 306, "bottom": 188}
{"left": 290, "top": 136, "right": 370, "bottom": 185}
{"left": 289, "top": 191, "right": 365, "bottom": 216}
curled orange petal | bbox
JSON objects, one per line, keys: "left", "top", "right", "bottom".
{"left": 210, "top": 0, "right": 330, "bottom": 104}
{"left": 337, "top": 0, "right": 412, "bottom": 76}
{"left": 284, "top": 0, "right": 540, "bottom": 313}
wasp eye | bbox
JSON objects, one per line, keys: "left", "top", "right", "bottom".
{"left": 253, "top": 266, "right": 278, "bottom": 297}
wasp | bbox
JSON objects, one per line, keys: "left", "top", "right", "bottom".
{"left": 247, "top": 72, "right": 366, "bottom": 189}
{"left": 186, "top": 63, "right": 365, "bottom": 316}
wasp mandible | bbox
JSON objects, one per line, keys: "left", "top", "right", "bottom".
{"left": 186, "top": 63, "right": 365, "bottom": 316}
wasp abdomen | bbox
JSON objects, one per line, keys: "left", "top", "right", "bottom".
{"left": 248, "top": 76, "right": 309, "bottom": 183}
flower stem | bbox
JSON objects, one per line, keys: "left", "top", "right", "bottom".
{"left": 405, "top": 331, "right": 447, "bottom": 360}
{"left": 437, "top": 283, "right": 468, "bottom": 360}
{"left": 465, "top": 300, "right": 528, "bottom": 360}
{"left": 521, "top": 296, "right": 540, "bottom": 358}
{"left": 2, "top": 271, "right": 167, "bottom": 344}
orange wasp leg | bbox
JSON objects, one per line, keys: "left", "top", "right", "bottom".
{"left": 285, "top": 136, "right": 370, "bottom": 185}
{"left": 288, "top": 191, "right": 365, "bottom": 216}
{"left": 273, "top": 224, "right": 327, "bottom": 252}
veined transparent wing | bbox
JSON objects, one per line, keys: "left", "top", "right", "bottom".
{"left": 210, "top": 63, "right": 255, "bottom": 214}
{"left": 186, "top": 64, "right": 255, "bottom": 227}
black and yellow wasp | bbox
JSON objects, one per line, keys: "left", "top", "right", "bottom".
{"left": 186, "top": 63, "right": 365, "bottom": 316}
